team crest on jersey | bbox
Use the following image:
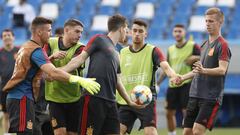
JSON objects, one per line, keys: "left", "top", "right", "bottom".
{"left": 27, "top": 120, "right": 33, "bottom": 129}
{"left": 208, "top": 47, "right": 214, "bottom": 56}
{"left": 86, "top": 126, "right": 93, "bottom": 135}
{"left": 51, "top": 118, "right": 58, "bottom": 128}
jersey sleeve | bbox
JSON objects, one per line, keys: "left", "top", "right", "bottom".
{"left": 153, "top": 47, "right": 166, "bottom": 67}
{"left": 218, "top": 42, "right": 232, "bottom": 62}
{"left": 192, "top": 43, "right": 201, "bottom": 55}
{"left": 31, "top": 48, "right": 50, "bottom": 68}
{"left": 73, "top": 45, "right": 85, "bottom": 57}
{"left": 84, "top": 35, "right": 100, "bottom": 56}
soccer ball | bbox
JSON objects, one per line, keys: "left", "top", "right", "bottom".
{"left": 130, "top": 85, "right": 152, "bottom": 105}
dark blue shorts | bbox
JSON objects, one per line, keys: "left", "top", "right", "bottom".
{"left": 166, "top": 83, "right": 191, "bottom": 110}
{"left": 7, "top": 96, "right": 35, "bottom": 133}
{"left": 183, "top": 97, "right": 220, "bottom": 130}
{"left": 79, "top": 95, "right": 120, "bottom": 135}
{"left": 48, "top": 99, "right": 81, "bottom": 132}
{"left": 118, "top": 100, "right": 157, "bottom": 134}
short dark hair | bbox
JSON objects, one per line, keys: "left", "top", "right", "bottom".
{"left": 174, "top": 24, "right": 185, "bottom": 29}
{"left": 108, "top": 14, "right": 127, "bottom": 32}
{"left": 64, "top": 18, "right": 84, "bottom": 28}
{"left": 55, "top": 27, "right": 64, "bottom": 35}
{"left": 133, "top": 19, "right": 148, "bottom": 29}
{"left": 1, "top": 28, "right": 14, "bottom": 38}
{"left": 31, "top": 16, "right": 53, "bottom": 31}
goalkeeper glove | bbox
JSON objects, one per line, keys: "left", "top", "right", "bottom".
{"left": 69, "top": 75, "right": 101, "bottom": 95}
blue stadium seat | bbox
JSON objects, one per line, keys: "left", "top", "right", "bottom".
{"left": 156, "top": 3, "right": 173, "bottom": 16}
{"left": 189, "top": 32, "right": 204, "bottom": 40}
{"left": 218, "top": 6, "right": 231, "bottom": 16}
{"left": 172, "top": 14, "right": 189, "bottom": 26}
{"left": 98, "top": 6, "right": 115, "bottom": 15}
{"left": 13, "top": 28, "right": 27, "bottom": 40}
{"left": 77, "top": 13, "right": 92, "bottom": 31}
{"left": 151, "top": 16, "right": 168, "bottom": 29}
{"left": 148, "top": 27, "right": 164, "bottom": 39}
{"left": 28, "top": 0, "right": 42, "bottom": 13}
{"left": 45, "top": 0, "right": 62, "bottom": 3}
{"left": 194, "top": 6, "right": 209, "bottom": 15}
{"left": 60, "top": 3, "right": 76, "bottom": 16}
{"left": 118, "top": 6, "right": 134, "bottom": 20}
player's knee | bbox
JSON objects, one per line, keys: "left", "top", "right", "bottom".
{"left": 144, "top": 126, "right": 158, "bottom": 135}
{"left": 183, "top": 128, "right": 193, "bottom": 135}
{"left": 192, "top": 127, "right": 204, "bottom": 135}
{"left": 166, "top": 110, "right": 175, "bottom": 118}
{"left": 54, "top": 127, "right": 67, "bottom": 135}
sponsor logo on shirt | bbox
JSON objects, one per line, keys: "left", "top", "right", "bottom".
{"left": 122, "top": 73, "right": 148, "bottom": 84}
{"left": 87, "top": 126, "right": 93, "bottom": 135}
{"left": 27, "top": 120, "right": 33, "bottom": 129}
{"left": 208, "top": 47, "right": 215, "bottom": 56}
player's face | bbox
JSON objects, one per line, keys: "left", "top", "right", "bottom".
{"left": 173, "top": 27, "right": 185, "bottom": 42}
{"left": 40, "top": 24, "right": 52, "bottom": 46}
{"left": 119, "top": 24, "right": 128, "bottom": 43}
{"left": 131, "top": 24, "right": 147, "bottom": 45}
{"left": 2, "top": 31, "right": 14, "bottom": 47}
{"left": 65, "top": 25, "right": 83, "bottom": 45}
{"left": 205, "top": 14, "right": 221, "bottom": 35}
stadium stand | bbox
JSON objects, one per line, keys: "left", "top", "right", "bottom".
{"left": 0, "top": 0, "right": 240, "bottom": 127}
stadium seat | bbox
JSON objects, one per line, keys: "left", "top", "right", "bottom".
{"left": 188, "top": 15, "right": 206, "bottom": 32}
{"left": 27, "top": 0, "right": 42, "bottom": 14}
{"left": 197, "top": 0, "right": 216, "bottom": 7}
{"left": 98, "top": 6, "right": 115, "bottom": 15}
{"left": 91, "top": 15, "right": 109, "bottom": 32}
{"left": 217, "top": 0, "right": 235, "bottom": 7}
{"left": 13, "top": 27, "right": 27, "bottom": 40}
{"left": 7, "top": 0, "right": 19, "bottom": 6}
{"left": 135, "top": 2, "right": 155, "bottom": 20}
{"left": 194, "top": 6, "right": 209, "bottom": 15}
{"left": 40, "top": 3, "right": 59, "bottom": 20}
{"left": 101, "top": 0, "right": 120, "bottom": 7}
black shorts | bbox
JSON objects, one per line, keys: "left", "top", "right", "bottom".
{"left": 183, "top": 97, "right": 220, "bottom": 131}
{"left": 48, "top": 99, "right": 81, "bottom": 132}
{"left": 166, "top": 83, "right": 191, "bottom": 110}
{"left": 118, "top": 100, "right": 157, "bottom": 134}
{"left": 0, "top": 91, "right": 8, "bottom": 112}
{"left": 6, "top": 96, "right": 35, "bottom": 133}
{"left": 79, "top": 95, "right": 119, "bottom": 135}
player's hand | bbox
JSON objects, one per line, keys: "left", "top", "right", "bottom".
{"left": 52, "top": 51, "right": 67, "bottom": 60}
{"left": 128, "top": 101, "right": 146, "bottom": 109}
{"left": 69, "top": 75, "right": 101, "bottom": 95}
{"left": 170, "top": 74, "right": 183, "bottom": 86}
{"left": 193, "top": 61, "right": 205, "bottom": 74}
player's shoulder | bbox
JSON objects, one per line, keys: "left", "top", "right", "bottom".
{"left": 217, "top": 36, "right": 229, "bottom": 46}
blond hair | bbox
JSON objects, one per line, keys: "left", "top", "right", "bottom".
{"left": 205, "top": 7, "right": 224, "bottom": 24}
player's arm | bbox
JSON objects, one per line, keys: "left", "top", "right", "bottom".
{"left": 43, "top": 43, "right": 67, "bottom": 61}
{"left": 193, "top": 42, "right": 231, "bottom": 76}
{"left": 193, "top": 60, "right": 229, "bottom": 76}
{"left": 157, "top": 71, "right": 166, "bottom": 86}
{"left": 33, "top": 48, "right": 100, "bottom": 94}
{"left": 185, "top": 44, "right": 201, "bottom": 66}
{"left": 153, "top": 47, "right": 176, "bottom": 78}
{"left": 60, "top": 50, "right": 89, "bottom": 73}
{"left": 116, "top": 74, "right": 145, "bottom": 109}
{"left": 160, "top": 61, "right": 176, "bottom": 78}
{"left": 61, "top": 36, "right": 99, "bottom": 73}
